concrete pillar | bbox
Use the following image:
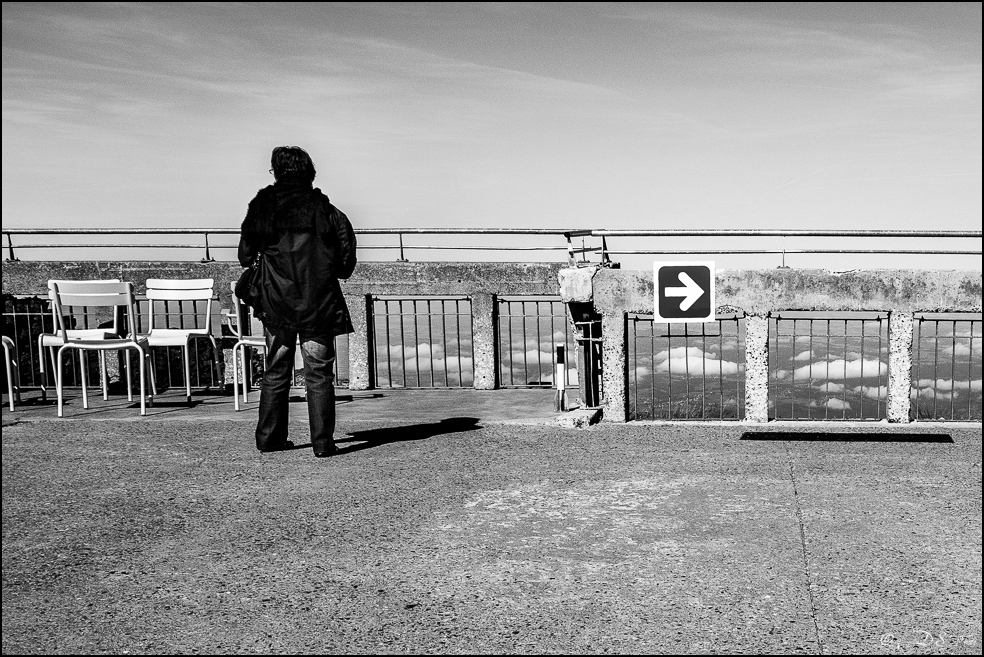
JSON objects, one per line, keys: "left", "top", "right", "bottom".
{"left": 471, "top": 293, "right": 498, "bottom": 390}
{"left": 887, "top": 311, "right": 914, "bottom": 423}
{"left": 744, "top": 314, "right": 770, "bottom": 423}
{"left": 602, "top": 311, "right": 627, "bottom": 422}
{"left": 346, "top": 294, "right": 372, "bottom": 390}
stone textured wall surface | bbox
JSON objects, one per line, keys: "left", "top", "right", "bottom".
{"left": 887, "top": 312, "right": 915, "bottom": 423}
{"left": 1, "top": 260, "right": 566, "bottom": 298}
{"left": 744, "top": 315, "right": 770, "bottom": 423}
{"left": 587, "top": 268, "right": 982, "bottom": 314}
{"left": 601, "top": 312, "right": 627, "bottom": 422}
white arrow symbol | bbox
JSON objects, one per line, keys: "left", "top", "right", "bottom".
{"left": 665, "top": 272, "right": 705, "bottom": 311}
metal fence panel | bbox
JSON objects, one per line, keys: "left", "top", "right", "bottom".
{"left": 912, "top": 313, "right": 982, "bottom": 421}
{"left": 769, "top": 312, "right": 888, "bottom": 421}
{"left": 628, "top": 314, "right": 745, "bottom": 420}
{"left": 497, "top": 297, "right": 577, "bottom": 388}
{"left": 371, "top": 297, "right": 473, "bottom": 388}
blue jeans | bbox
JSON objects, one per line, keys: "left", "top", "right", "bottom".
{"left": 255, "top": 326, "right": 336, "bottom": 453}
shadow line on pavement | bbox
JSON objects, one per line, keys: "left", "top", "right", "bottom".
{"left": 740, "top": 431, "right": 953, "bottom": 443}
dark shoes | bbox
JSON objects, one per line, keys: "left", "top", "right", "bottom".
{"left": 258, "top": 440, "right": 295, "bottom": 453}
{"left": 257, "top": 440, "right": 337, "bottom": 457}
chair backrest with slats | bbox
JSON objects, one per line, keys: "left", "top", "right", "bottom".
{"left": 47, "top": 279, "right": 122, "bottom": 336}
{"left": 49, "top": 281, "right": 137, "bottom": 342}
{"left": 145, "top": 278, "right": 215, "bottom": 333}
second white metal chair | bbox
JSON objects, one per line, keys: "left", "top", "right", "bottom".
{"left": 144, "top": 278, "right": 221, "bottom": 404}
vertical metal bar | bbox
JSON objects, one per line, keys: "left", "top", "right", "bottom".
{"left": 521, "top": 300, "right": 529, "bottom": 384}
{"left": 842, "top": 319, "right": 848, "bottom": 420}
{"left": 861, "top": 317, "right": 868, "bottom": 419}
{"left": 5, "top": 233, "right": 17, "bottom": 261}
{"left": 426, "top": 299, "right": 434, "bottom": 387}
{"left": 414, "top": 300, "right": 422, "bottom": 388}
{"left": 970, "top": 319, "right": 979, "bottom": 420}
{"left": 768, "top": 317, "right": 774, "bottom": 420}
{"left": 644, "top": 316, "right": 650, "bottom": 418}
{"left": 468, "top": 298, "right": 474, "bottom": 387}
{"left": 807, "top": 318, "right": 814, "bottom": 420}
{"left": 397, "top": 299, "right": 405, "bottom": 388}
{"left": 683, "top": 323, "right": 691, "bottom": 418}
{"left": 719, "top": 319, "right": 725, "bottom": 420}
{"left": 931, "top": 317, "right": 940, "bottom": 418}
{"left": 969, "top": 320, "right": 977, "bottom": 420}
{"left": 629, "top": 316, "right": 639, "bottom": 420}
{"left": 536, "top": 300, "right": 544, "bottom": 385}
{"left": 381, "top": 299, "right": 390, "bottom": 388}
{"left": 457, "top": 299, "right": 464, "bottom": 385}
{"left": 506, "top": 301, "right": 514, "bottom": 386}
{"left": 914, "top": 316, "right": 923, "bottom": 420}
{"left": 442, "top": 299, "right": 450, "bottom": 388}
{"left": 700, "top": 322, "right": 706, "bottom": 418}
{"left": 949, "top": 319, "right": 957, "bottom": 420}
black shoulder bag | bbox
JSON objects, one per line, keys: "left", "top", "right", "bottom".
{"left": 235, "top": 251, "right": 265, "bottom": 313}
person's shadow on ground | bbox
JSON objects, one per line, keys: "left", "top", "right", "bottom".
{"left": 332, "top": 417, "right": 482, "bottom": 455}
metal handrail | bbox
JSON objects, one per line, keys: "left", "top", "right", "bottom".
{"left": 3, "top": 227, "right": 981, "bottom": 264}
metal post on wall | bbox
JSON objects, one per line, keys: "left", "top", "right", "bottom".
{"left": 201, "top": 233, "right": 215, "bottom": 263}
{"left": 5, "top": 234, "right": 18, "bottom": 262}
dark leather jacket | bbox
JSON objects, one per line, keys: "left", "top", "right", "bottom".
{"left": 238, "top": 179, "right": 357, "bottom": 335}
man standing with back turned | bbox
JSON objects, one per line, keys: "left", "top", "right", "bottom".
{"left": 238, "top": 146, "right": 357, "bottom": 458}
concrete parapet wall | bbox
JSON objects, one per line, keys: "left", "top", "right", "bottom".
{"left": 1, "top": 260, "right": 566, "bottom": 298}
{"left": 560, "top": 266, "right": 982, "bottom": 423}
{"left": 585, "top": 268, "right": 982, "bottom": 314}
{"left": 2, "top": 260, "right": 565, "bottom": 392}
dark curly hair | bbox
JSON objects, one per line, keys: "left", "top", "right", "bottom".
{"left": 271, "top": 146, "right": 316, "bottom": 183}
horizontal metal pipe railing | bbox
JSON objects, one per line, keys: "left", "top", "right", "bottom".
{"left": 3, "top": 228, "right": 981, "bottom": 263}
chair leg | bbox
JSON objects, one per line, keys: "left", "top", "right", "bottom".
{"left": 243, "top": 345, "right": 253, "bottom": 404}
{"left": 148, "top": 352, "right": 157, "bottom": 402}
{"left": 38, "top": 336, "right": 48, "bottom": 401}
{"left": 233, "top": 342, "right": 242, "bottom": 411}
{"left": 56, "top": 346, "right": 67, "bottom": 418}
{"left": 100, "top": 351, "right": 109, "bottom": 400}
{"left": 4, "top": 342, "right": 14, "bottom": 411}
{"left": 137, "top": 346, "right": 147, "bottom": 416}
{"left": 208, "top": 334, "right": 222, "bottom": 391}
{"left": 13, "top": 350, "right": 20, "bottom": 406}
{"left": 183, "top": 344, "right": 192, "bottom": 405}
{"left": 80, "top": 351, "right": 90, "bottom": 409}
{"left": 125, "top": 350, "right": 134, "bottom": 402}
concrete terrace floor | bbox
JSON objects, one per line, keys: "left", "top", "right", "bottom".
{"left": 1, "top": 387, "right": 981, "bottom": 655}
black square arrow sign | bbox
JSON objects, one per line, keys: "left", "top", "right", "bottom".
{"left": 654, "top": 261, "right": 715, "bottom": 322}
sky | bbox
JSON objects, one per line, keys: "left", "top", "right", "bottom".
{"left": 2, "top": 2, "right": 982, "bottom": 266}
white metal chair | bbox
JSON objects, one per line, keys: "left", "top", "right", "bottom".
{"left": 39, "top": 279, "right": 122, "bottom": 402}
{"left": 2, "top": 335, "right": 21, "bottom": 411}
{"left": 143, "top": 278, "right": 221, "bottom": 404}
{"left": 49, "top": 280, "right": 156, "bottom": 417}
{"left": 229, "top": 281, "right": 267, "bottom": 411}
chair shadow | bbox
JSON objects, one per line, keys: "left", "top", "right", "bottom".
{"left": 330, "top": 417, "right": 483, "bottom": 455}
